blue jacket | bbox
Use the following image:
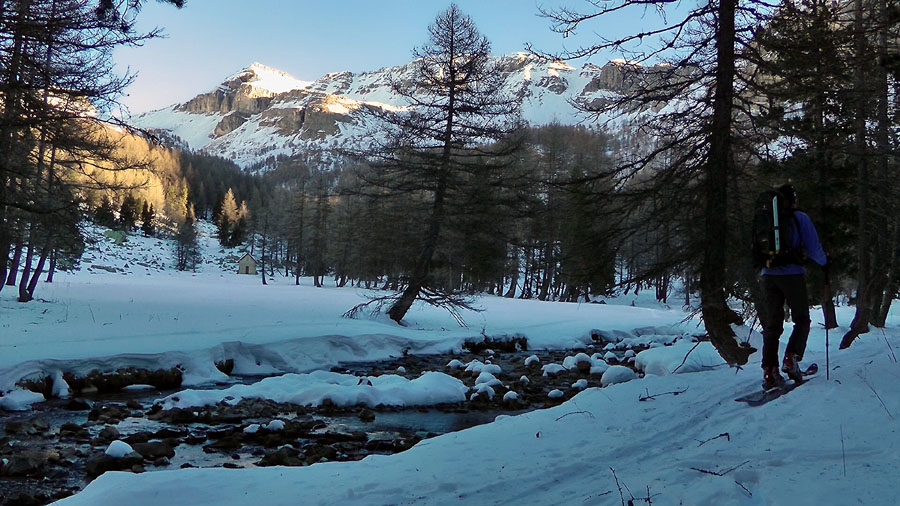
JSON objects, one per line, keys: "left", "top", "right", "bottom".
{"left": 762, "top": 210, "right": 827, "bottom": 276}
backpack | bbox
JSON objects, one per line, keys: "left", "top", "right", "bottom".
{"left": 751, "top": 190, "right": 804, "bottom": 269}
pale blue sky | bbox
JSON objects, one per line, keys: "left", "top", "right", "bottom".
{"left": 114, "top": 0, "right": 665, "bottom": 114}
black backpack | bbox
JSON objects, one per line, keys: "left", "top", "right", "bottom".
{"left": 751, "top": 190, "right": 804, "bottom": 269}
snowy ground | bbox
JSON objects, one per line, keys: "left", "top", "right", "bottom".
{"left": 2, "top": 224, "right": 899, "bottom": 505}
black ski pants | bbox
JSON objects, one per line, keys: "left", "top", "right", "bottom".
{"left": 760, "top": 274, "right": 810, "bottom": 368}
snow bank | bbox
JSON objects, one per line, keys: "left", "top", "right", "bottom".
{"left": 0, "top": 389, "right": 45, "bottom": 411}
{"left": 635, "top": 341, "right": 727, "bottom": 375}
{"left": 159, "top": 370, "right": 468, "bottom": 409}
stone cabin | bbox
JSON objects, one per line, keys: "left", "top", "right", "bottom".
{"left": 237, "top": 254, "right": 257, "bottom": 275}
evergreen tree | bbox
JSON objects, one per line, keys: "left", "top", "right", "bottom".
{"left": 119, "top": 195, "right": 140, "bottom": 231}
{"left": 140, "top": 201, "right": 155, "bottom": 236}
{"left": 216, "top": 188, "right": 240, "bottom": 246}
{"left": 94, "top": 195, "right": 116, "bottom": 228}
{"left": 175, "top": 207, "right": 200, "bottom": 271}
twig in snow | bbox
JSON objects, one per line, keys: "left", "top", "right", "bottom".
{"left": 696, "top": 432, "right": 730, "bottom": 447}
{"left": 671, "top": 341, "right": 702, "bottom": 374}
{"left": 555, "top": 410, "right": 594, "bottom": 421}
{"left": 734, "top": 480, "right": 753, "bottom": 497}
{"left": 610, "top": 467, "right": 631, "bottom": 506}
{"left": 840, "top": 424, "right": 847, "bottom": 477}
{"left": 639, "top": 387, "right": 688, "bottom": 401}
{"left": 859, "top": 372, "right": 894, "bottom": 419}
{"left": 690, "top": 460, "right": 750, "bottom": 477}
{"left": 88, "top": 304, "right": 95, "bottom": 324}
{"left": 880, "top": 328, "right": 897, "bottom": 363}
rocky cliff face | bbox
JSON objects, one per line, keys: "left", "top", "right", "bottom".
{"left": 132, "top": 54, "right": 667, "bottom": 169}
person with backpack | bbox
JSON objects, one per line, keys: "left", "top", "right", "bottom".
{"left": 755, "top": 184, "right": 828, "bottom": 389}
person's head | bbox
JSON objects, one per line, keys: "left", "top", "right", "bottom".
{"left": 778, "top": 184, "right": 797, "bottom": 209}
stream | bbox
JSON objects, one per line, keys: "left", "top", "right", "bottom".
{"left": 0, "top": 345, "right": 636, "bottom": 506}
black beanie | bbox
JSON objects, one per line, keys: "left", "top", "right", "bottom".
{"left": 778, "top": 184, "right": 797, "bottom": 208}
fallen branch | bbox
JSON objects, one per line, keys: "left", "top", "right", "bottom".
{"left": 555, "top": 410, "right": 595, "bottom": 421}
{"left": 610, "top": 467, "right": 632, "bottom": 506}
{"left": 690, "top": 460, "right": 750, "bottom": 477}
{"left": 639, "top": 387, "right": 689, "bottom": 401}
{"left": 696, "top": 432, "right": 730, "bottom": 447}
{"left": 671, "top": 341, "right": 702, "bottom": 374}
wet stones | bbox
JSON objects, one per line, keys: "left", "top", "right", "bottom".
{"left": 0, "top": 450, "right": 57, "bottom": 477}
{"left": 463, "top": 334, "right": 528, "bottom": 354}
{"left": 3, "top": 417, "right": 50, "bottom": 436}
{"left": 68, "top": 367, "right": 183, "bottom": 394}
{"left": 88, "top": 404, "right": 138, "bottom": 424}
{"left": 58, "top": 422, "right": 90, "bottom": 441}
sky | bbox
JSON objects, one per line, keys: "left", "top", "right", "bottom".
{"left": 113, "top": 0, "right": 665, "bottom": 114}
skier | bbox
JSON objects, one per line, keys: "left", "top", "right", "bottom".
{"left": 759, "top": 184, "right": 828, "bottom": 389}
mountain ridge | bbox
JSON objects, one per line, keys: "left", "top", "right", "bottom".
{"left": 132, "top": 53, "right": 659, "bottom": 168}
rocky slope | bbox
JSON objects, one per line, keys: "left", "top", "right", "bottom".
{"left": 132, "top": 55, "right": 659, "bottom": 169}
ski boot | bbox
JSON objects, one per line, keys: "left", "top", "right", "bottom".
{"left": 782, "top": 352, "right": 803, "bottom": 383}
{"left": 762, "top": 366, "right": 786, "bottom": 390}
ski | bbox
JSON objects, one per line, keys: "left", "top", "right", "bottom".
{"left": 735, "top": 363, "right": 818, "bottom": 407}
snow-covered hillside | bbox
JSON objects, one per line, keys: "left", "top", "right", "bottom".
{"left": 131, "top": 54, "right": 652, "bottom": 168}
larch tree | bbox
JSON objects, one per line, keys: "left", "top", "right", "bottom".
{"left": 346, "top": 3, "right": 521, "bottom": 324}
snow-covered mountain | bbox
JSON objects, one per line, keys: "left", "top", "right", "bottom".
{"left": 131, "top": 54, "right": 656, "bottom": 168}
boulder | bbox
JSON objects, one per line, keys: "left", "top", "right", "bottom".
{"left": 65, "top": 398, "right": 93, "bottom": 410}
{"left": 357, "top": 408, "right": 375, "bottom": 423}
{"left": 132, "top": 441, "right": 175, "bottom": 460}
{"left": 257, "top": 447, "right": 304, "bottom": 467}
{"left": 85, "top": 452, "right": 143, "bottom": 477}
{"left": 96, "top": 426, "right": 120, "bottom": 443}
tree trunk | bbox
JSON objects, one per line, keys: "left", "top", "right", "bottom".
{"left": 46, "top": 251, "right": 56, "bottom": 283}
{"left": 5, "top": 241, "right": 22, "bottom": 285}
{"left": 388, "top": 171, "right": 447, "bottom": 323}
{"left": 26, "top": 245, "right": 49, "bottom": 299}
{"left": 18, "top": 240, "right": 34, "bottom": 302}
{"left": 699, "top": 0, "right": 753, "bottom": 366}
{"left": 841, "top": 0, "right": 873, "bottom": 348}
{"left": 388, "top": 69, "right": 455, "bottom": 323}
{"left": 503, "top": 246, "right": 518, "bottom": 298}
